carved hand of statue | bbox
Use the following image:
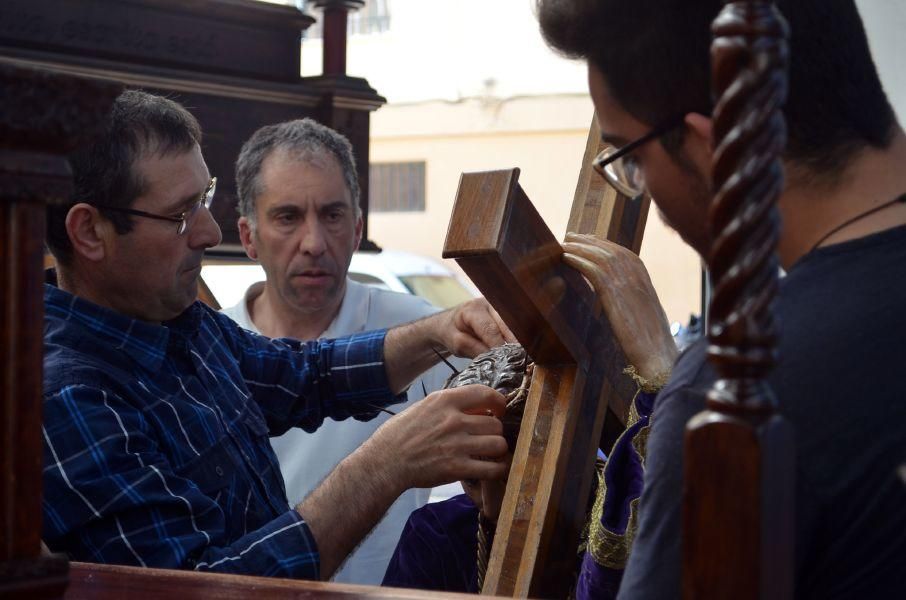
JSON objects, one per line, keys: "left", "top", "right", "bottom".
{"left": 438, "top": 297, "right": 517, "bottom": 358}
{"left": 562, "top": 233, "right": 678, "bottom": 383}
{"left": 366, "top": 383, "right": 509, "bottom": 490}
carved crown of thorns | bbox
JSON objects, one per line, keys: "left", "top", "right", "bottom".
{"left": 443, "top": 343, "right": 534, "bottom": 451}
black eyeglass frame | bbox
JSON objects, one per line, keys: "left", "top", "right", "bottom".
{"left": 592, "top": 115, "right": 687, "bottom": 198}
{"left": 92, "top": 177, "right": 217, "bottom": 236}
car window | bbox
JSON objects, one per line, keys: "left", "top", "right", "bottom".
{"left": 398, "top": 275, "right": 475, "bottom": 309}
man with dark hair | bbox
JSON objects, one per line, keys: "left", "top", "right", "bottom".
{"left": 223, "top": 117, "right": 461, "bottom": 584}
{"left": 534, "top": 0, "right": 906, "bottom": 598}
{"left": 46, "top": 89, "right": 205, "bottom": 266}
{"left": 42, "top": 89, "right": 515, "bottom": 581}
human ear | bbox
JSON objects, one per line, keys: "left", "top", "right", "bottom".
{"left": 65, "top": 203, "right": 108, "bottom": 262}
{"left": 238, "top": 216, "right": 258, "bottom": 260}
{"left": 684, "top": 113, "right": 713, "bottom": 150}
{"left": 682, "top": 112, "right": 714, "bottom": 176}
{"left": 353, "top": 215, "right": 363, "bottom": 252}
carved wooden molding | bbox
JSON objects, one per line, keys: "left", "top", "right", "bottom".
{"left": 0, "top": 63, "right": 120, "bottom": 156}
{"left": 0, "top": 0, "right": 314, "bottom": 82}
{"left": 0, "top": 62, "right": 120, "bottom": 206}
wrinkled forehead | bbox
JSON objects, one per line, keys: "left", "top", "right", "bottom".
{"left": 260, "top": 147, "right": 353, "bottom": 200}
{"left": 278, "top": 145, "right": 337, "bottom": 171}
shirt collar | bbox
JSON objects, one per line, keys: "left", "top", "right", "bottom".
{"left": 44, "top": 281, "right": 204, "bottom": 372}
{"left": 241, "top": 278, "right": 368, "bottom": 340}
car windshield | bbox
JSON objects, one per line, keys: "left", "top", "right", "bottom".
{"left": 397, "top": 275, "right": 474, "bottom": 309}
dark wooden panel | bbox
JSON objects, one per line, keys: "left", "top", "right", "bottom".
{"left": 0, "top": 0, "right": 313, "bottom": 82}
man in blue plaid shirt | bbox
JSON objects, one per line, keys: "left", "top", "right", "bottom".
{"left": 42, "top": 90, "right": 514, "bottom": 581}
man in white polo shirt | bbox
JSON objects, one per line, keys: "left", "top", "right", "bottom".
{"left": 222, "top": 118, "right": 461, "bottom": 584}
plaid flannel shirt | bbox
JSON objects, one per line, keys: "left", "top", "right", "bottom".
{"left": 42, "top": 283, "right": 402, "bottom": 579}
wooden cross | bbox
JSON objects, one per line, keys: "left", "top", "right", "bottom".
{"left": 442, "top": 121, "right": 650, "bottom": 598}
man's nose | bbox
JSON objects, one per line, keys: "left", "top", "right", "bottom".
{"left": 190, "top": 204, "right": 222, "bottom": 249}
{"left": 299, "top": 221, "right": 327, "bottom": 256}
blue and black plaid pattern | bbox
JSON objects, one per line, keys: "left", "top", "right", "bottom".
{"left": 42, "top": 283, "right": 402, "bottom": 579}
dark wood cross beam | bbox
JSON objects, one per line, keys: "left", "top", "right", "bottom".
{"left": 443, "top": 165, "right": 647, "bottom": 598}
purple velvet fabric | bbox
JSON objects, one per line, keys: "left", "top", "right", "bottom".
{"left": 382, "top": 494, "right": 479, "bottom": 593}
{"left": 383, "top": 391, "right": 656, "bottom": 598}
{"left": 579, "top": 553, "right": 625, "bottom": 599}
{"left": 576, "top": 390, "right": 656, "bottom": 600}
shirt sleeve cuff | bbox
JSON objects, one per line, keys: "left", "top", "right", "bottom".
{"left": 320, "top": 329, "right": 407, "bottom": 416}
{"left": 193, "top": 510, "right": 320, "bottom": 579}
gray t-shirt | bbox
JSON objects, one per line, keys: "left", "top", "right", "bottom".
{"left": 618, "top": 225, "right": 906, "bottom": 599}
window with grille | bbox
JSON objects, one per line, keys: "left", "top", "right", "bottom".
{"left": 301, "top": 0, "right": 390, "bottom": 38}
{"left": 369, "top": 161, "right": 426, "bottom": 212}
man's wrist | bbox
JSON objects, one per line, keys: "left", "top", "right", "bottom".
{"left": 417, "top": 309, "right": 451, "bottom": 356}
{"left": 356, "top": 427, "right": 408, "bottom": 497}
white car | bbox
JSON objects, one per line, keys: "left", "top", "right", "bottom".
{"left": 201, "top": 249, "right": 478, "bottom": 311}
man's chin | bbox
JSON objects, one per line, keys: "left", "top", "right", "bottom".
{"left": 656, "top": 209, "right": 709, "bottom": 257}
{"left": 167, "top": 282, "right": 200, "bottom": 315}
{"left": 286, "top": 282, "right": 343, "bottom": 312}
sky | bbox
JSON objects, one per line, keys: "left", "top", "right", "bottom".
{"left": 257, "top": 0, "right": 906, "bottom": 123}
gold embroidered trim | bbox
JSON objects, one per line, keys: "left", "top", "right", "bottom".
{"left": 623, "top": 365, "right": 671, "bottom": 393}
{"left": 587, "top": 473, "right": 642, "bottom": 569}
{"left": 626, "top": 388, "right": 643, "bottom": 428}
{"left": 632, "top": 425, "right": 650, "bottom": 471}
{"left": 587, "top": 395, "right": 651, "bottom": 569}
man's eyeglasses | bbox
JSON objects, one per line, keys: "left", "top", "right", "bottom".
{"left": 94, "top": 177, "right": 217, "bottom": 236}
{"left": 592, "top": 116, "right": 686, "bottom": 198}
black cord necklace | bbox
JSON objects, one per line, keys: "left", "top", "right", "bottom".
{"left": 809, "top": 192, "right": 906, "bottom": 253}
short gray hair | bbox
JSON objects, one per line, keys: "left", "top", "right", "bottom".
{"left": 235, "top": 118, "right": 361, "bottom": 225}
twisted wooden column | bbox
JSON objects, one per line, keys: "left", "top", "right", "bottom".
{"left": 682, "top": 2, "right": 795, "bottom": 599}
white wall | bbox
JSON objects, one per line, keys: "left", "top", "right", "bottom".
{"left": 366, "top": 93, "right": 703, "bottom": 325}
{"left": 856, "top": 0, "right": 906, "bottom": 124}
